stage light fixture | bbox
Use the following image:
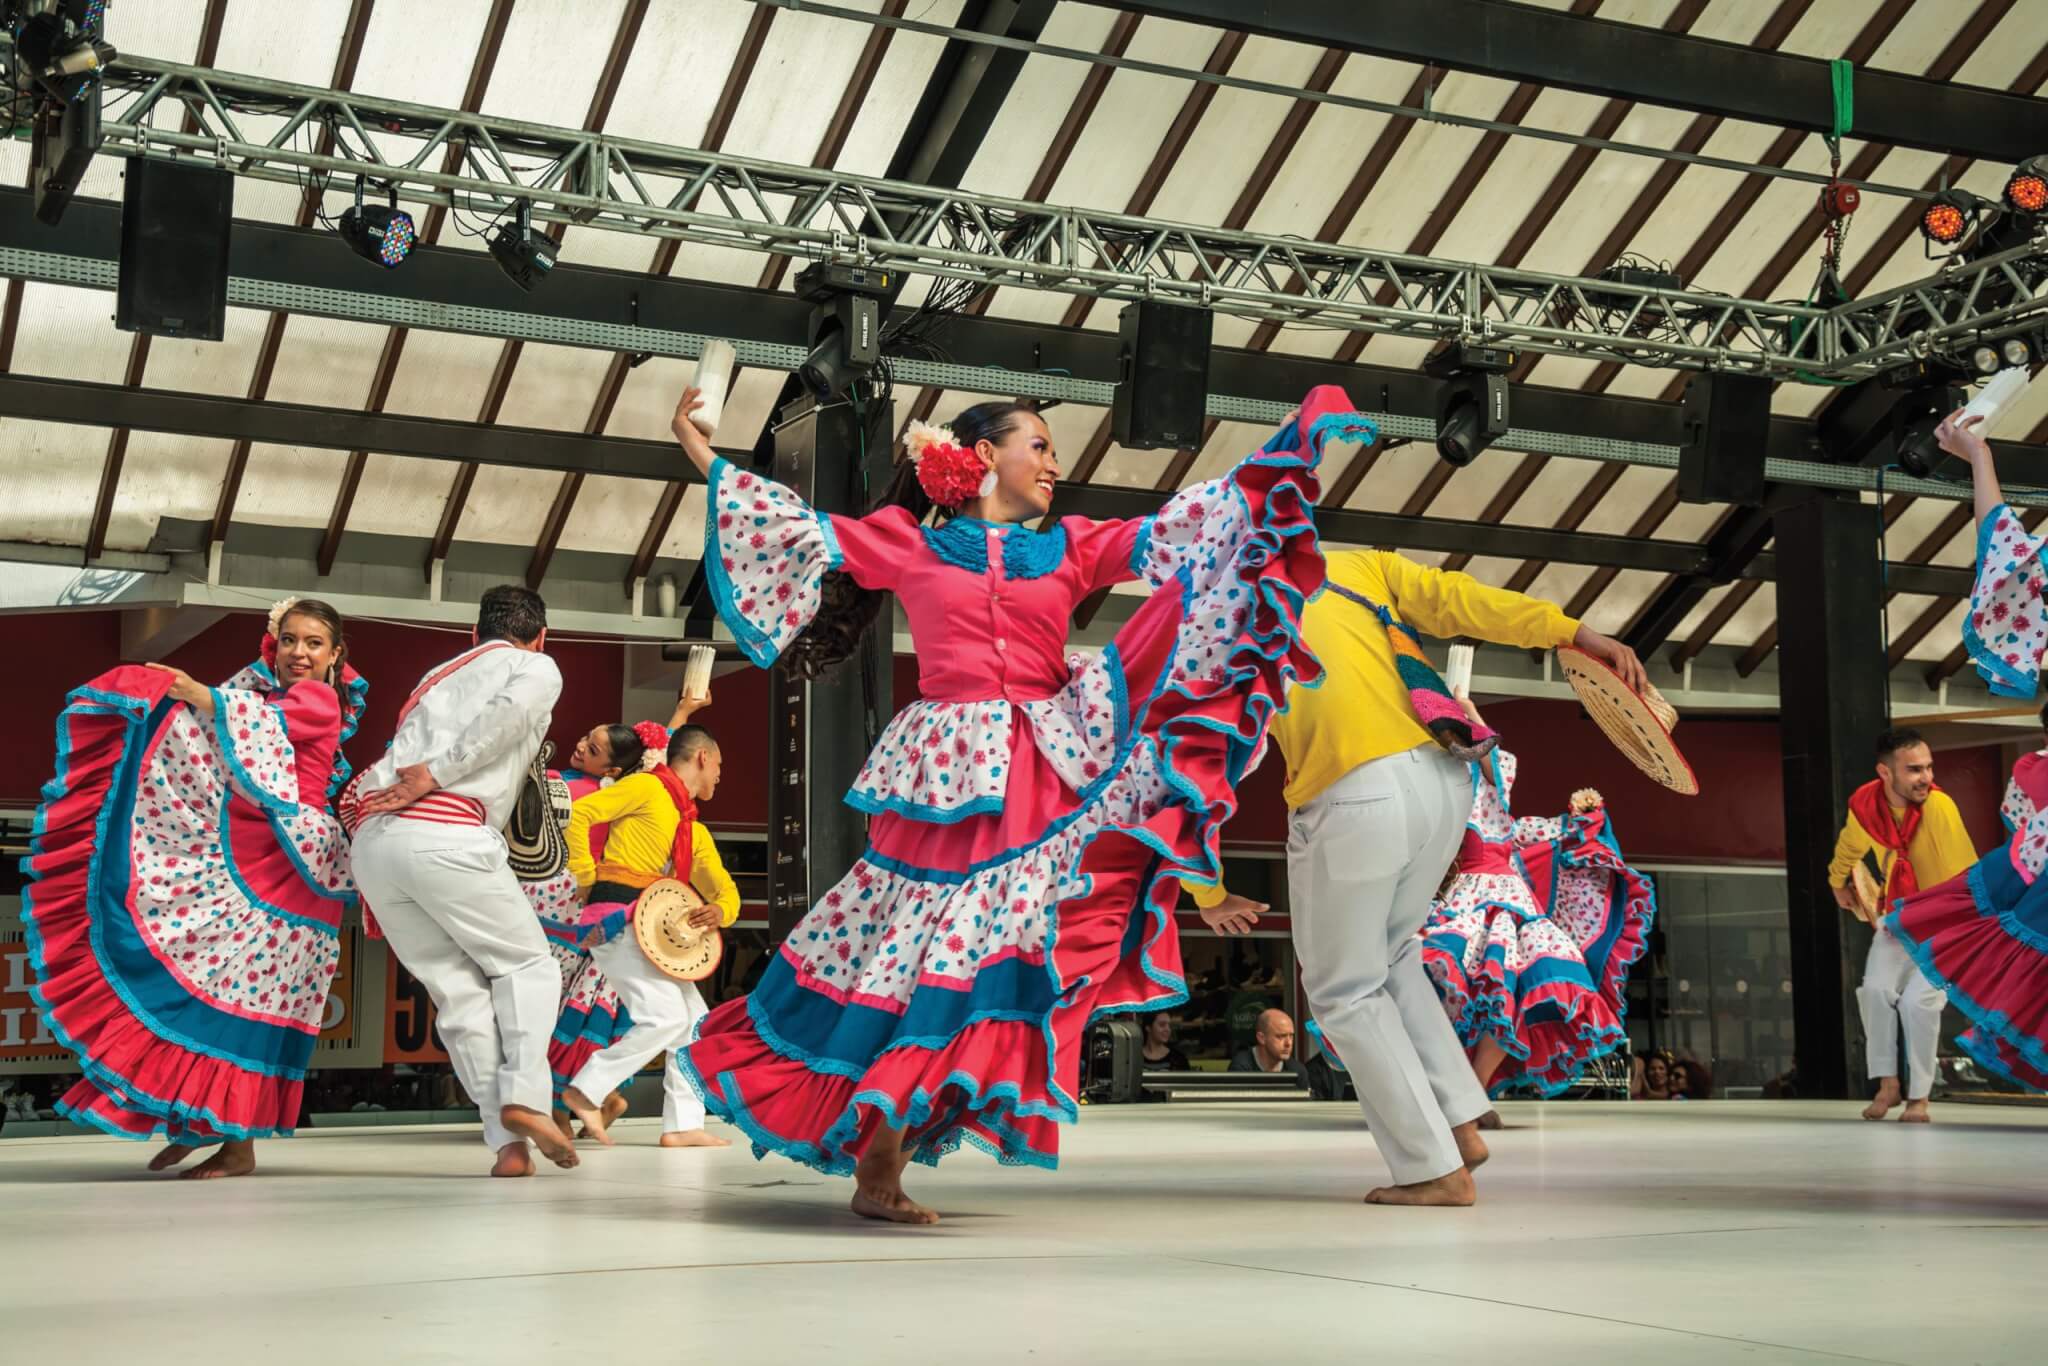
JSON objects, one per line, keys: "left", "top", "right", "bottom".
{"left": 338, "top": 179, "right": 416, "bottom": 270}
{"left": 488, "top": 201, "right": 556, "bottom": 292}
{"left": 1919, "top": 190, "right": 1976, "bottom": 247}
{"left": 794, "top": 261, "right": 892, "bottom": 401}
{"left": 1424, "top": 340, "right": 1514, "bottom": 468}
{"left": 1967, "top": 343, "right": 2004, "bottom": 375}
{"left": 1890, "top": 381, "right": 1967, "bottom": 479}
{"left": 2003, "top": 335, "right": 2034, "bottom": 368}
{"left": 2005, "top": 158, "right": 2048, "bottom": 216}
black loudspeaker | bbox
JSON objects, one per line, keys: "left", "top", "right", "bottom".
{"left": 1112, "top": 300, "right": 1211, "bottom": 450}
{"left": 1676, "top": 372, "right": 1771, "bottom": 505}
{"left": 117, "top": 159, "right": 234, "bottom": 341}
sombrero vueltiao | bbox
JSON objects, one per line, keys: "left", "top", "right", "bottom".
{"left": 632, "top": 878, "right": 725, "bottom": 983}
{"left": 1848, "top": 860, "right": 1884, "bottom": 925}
{"left": 1556, "top": 646, "right": 1698, "bottom": 796}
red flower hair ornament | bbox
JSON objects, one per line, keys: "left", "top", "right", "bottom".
{"left": 903, "top": 419, "right": 996, "bottom": 508}
{"left": 633, "top": 719, "right": 672, "bottom": 772}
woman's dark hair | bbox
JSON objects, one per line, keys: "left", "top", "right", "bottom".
{"left": 782, "top": 400, "right": 1036, "bottom": 679}
{"left": 600, "top": 723, "right": 645, "bottom": 776}
{"left": 278, "top": 598, "right": 348, "bottom": 686}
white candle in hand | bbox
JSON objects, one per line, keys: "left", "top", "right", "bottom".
{"left": 683, "top": 644, "right": 716, "bottom": 702}
{"left": 690, "top": 340, "right": 736, "bottom": 437}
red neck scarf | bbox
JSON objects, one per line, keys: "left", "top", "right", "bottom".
{"left": 1847, "top": 778, "right": 1934, "bottom": 899}
{"left": 652, "top": 765, "right": 698, "bottom": 884}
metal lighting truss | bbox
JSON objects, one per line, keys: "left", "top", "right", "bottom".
{"left": 87, "top": 55, "right": 2048, "bottom": 382}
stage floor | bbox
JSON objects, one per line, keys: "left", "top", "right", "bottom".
{"left": 2, "top": 1099, "right": 2042, "bottom": 1364}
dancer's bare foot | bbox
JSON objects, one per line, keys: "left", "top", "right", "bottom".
{"left": 659, "top": 1128, "right": 730, "bottom": 1148}
{"left": 1900, "top": 1098, "right": 1933, "bottom": 1124}
{"left": 181, "top": 1139, "right": 256, "bottom": 1180}
{"left": 501, "top": 1104, "right": 581, "bottom": 1168}
{"left": 558, "top": 1087, "right": 613, "bottom": 1148}
{"left": 148, "top": 1142, "right": 199, "bottom": 1172}
{"left": 491, "top": 1142, "right": 535, "bottom": 1178}
{"left": 1453, "top": 1119, "right": 1490, "bottom": 1172}
{"left": 585, "top": 1090, "right": 629, "bottom": 1138}
{"left": 553, "top": 1111, "right": 579, "bottom": 1145}
{"left": 851, "top": 1143, "right": 939, "bottom": 1224}
{"left": 1366, "top": 1167, "right": 1477, "bottom": 1207}
{"left": 1476, "top": 1110, "right": 1503, "bottom": 1132}
{"left": 1863, "top": 1079, "right": 1903, "bottom": 1121}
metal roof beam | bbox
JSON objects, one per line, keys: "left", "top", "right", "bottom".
{"left": 1105, "top": 0, "right": 2048, "bottom": 163}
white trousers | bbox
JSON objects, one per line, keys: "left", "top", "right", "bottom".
{"left": 569, "top": 936, "right": 710, "bottom": 1133}
{"left": 1289, "top": 747, "right": 1491, "bottom": 1186}
{"left": 1858, "top": 925, "right": 1947, "bottom": 1100}
{"left": 350, "top": 819, "right": 560, "bottom": 1150}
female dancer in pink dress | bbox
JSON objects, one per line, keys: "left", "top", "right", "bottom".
{"left": 672, "top": 382, "right": 1350, "bottom": 1222}
{"left": 1886, "top": 409, "right": 2048, "bottom": 1090}
{"left": 23, "top": 599, "right": 363, "bottom": 1177}
{"left": 1418, "top": 698, "right": 1654, "bottom": 1098}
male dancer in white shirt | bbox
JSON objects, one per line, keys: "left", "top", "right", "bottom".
{"left": 351, "top": 586, "right": 576, "bottom": 1177}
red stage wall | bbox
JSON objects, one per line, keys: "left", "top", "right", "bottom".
{"left": 0, "top": 611, "right": 2010, "bottom": 865}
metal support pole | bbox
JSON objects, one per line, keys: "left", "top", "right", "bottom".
{"left": 1774, "top": 494, "right": 1887, "bottom": 1101}
{"left": 764, "top": 385, "right": 896, "bottom": 942}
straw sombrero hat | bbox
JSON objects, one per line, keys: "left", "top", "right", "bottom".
{"left": 632, "top": 879, "right": 725, "bottom": 983}
{"left": 1848, "top": 860, "right": 1884, "bottom": 925}
{"left": 1556, "top": 647, "right": 1698, "bottom": 796}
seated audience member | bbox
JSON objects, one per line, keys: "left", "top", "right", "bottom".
{"left": 1230, "top": 1008, "right": 1309, "bottom": 1083}
{"left": 1140, "top": 1012, "right": 1191, "bottom": 1071}
{"left": 1632, "top": 1052, "right": 1673, "bottom": 1101}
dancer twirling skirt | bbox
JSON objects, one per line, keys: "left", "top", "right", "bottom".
{"left": 1419, "top": 747, "right": 1655, "bottom": 1097}
{"left": 1885, "top": 412, "right": 2048, "bottom": 1093}
{"left": 677, "top": 385, "right": 1352, "bottom": 1187}
{"left": 21, "top": 601, "right": 363, "bottom": 1169}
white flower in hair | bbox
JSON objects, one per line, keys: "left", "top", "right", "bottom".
{"left": 266, "top": 596, "right": 301, "bottom": 640}
{"left": 900, "top": 418, "right": 958, "bottom": 465}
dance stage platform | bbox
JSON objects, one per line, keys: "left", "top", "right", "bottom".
{"left": 2, "top": 1099, "right": 2042, "bottom": 1365}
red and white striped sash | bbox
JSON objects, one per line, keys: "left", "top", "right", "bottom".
{"left": 339, "top": 641, "right": 514, "bottom": 834}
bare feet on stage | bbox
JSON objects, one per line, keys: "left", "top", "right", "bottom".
{"left": 1863, "top": 1078, "right": 1903, "bottom": 1121}
{"left": 491, "top": 1142, "right": 535, "bottom": 1178}
{"left": 1900, "top": 1099, "right": 1933, "bottom": 1124}
{"left": 558, "top": 1087, "right": 614, "bottom": 1148}
{"left": 593, "top": 1091, "right": 629, "bottom": 1134}
{"left": 553, "top": 1111, "right": 578, "bottom": 1145}
{"left": 850, "top": 1126, "right": 939, "bottom": 1225}
{"left": 1476, "top": 1110, "right": 1503, "bottom": 1132}
{"left": 182, "top": 1139, "right": 257, "bottom": 1180}
{"left": 501, "top": 1104, "right": 581, "bottom": 1168}
{"left": 1453, "top": 1119, "right": 1490, "bottom": 1172}
{"left": 1366, "top": 1166, "right": 1477, "bottom": 1207}
{"left": 148, "top": 1143, "right": 199, "bottom": 1172}
{"left": 659, "top": 1129, "right": 730, "bottom": 1149}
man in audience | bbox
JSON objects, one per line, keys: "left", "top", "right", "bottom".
{"left": 1230, "top": 1008, "right": 1308, "bottom": 1084}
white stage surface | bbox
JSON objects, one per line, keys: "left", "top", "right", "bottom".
{"left": 2, "top": 1100, "right": 2042, "bottom": 1364}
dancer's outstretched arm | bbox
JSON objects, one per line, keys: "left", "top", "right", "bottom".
{"left": 1938, "top": 407, "right": 2001, "bottom": 525}
{"left": 672, "top": 386, "right": 718, "bottom": 479}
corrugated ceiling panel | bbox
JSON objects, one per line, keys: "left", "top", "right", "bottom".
{"left": 341, "top": 455, "right": 457, "bottom": 539}
{"left": 141, "top": 306, "right": 271, "bottom": 396}
{"left": 7, "top": 283, "right": 135, "bottom": 384}
{"left": 456, "top": 466, "right": 561, "bottom": 545}
{"left": 379, "top": 329, "right": 512, "bottom": 420}
{"left": 492, "top": 342, "right": 617, "bottom": 431}
{"left": 654, "top": 484, "right": 711, "bottom": 561}
{"left": 1711, "top": 577, "right": 1778, "bottom": 647}
{"left": 1896, "top": 596, "right": 1967, "bottom": 661}
{"left": 233, "top": 443, "right": 350, "bottom": 529}
{"left": 0, "top": 418, "right": 111, "bottom": 546}
{"left": 957, "top": 5, "right": 1128, "bottom": 197}
{"left": 1344, "top": 437, "right": 1438, "bottom": 511}
{"left": 1144, "top": 37, "right": 1325, "bottom": 228}
{"left": 1579, "top": 568, "right": 1661, "bottom": 634}
{"left": 207, "top": 0, "right": 358, "bottom": 227}
{"left": 102, "top": 429, "right": 233, "bottom": 550}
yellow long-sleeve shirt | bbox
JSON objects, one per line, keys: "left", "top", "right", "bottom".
{"left": 566, "top": 772, "right": 741, "bottom": 927}
{"left": 1190, "top": 549, "right": 1579, "bottom": 908}
{"left": 1828, "top": 789, "right": 1974, "bottom": 894}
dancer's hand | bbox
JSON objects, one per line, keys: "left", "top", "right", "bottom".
{"left": 671, "top": 386, "right": 717, "bottom": 478}
{"left": 1830, "top": 883, "right": 1858, "bottom": 912}
{"left": 1201, "top": 894, "right": 1266, "bottom": 935}
{"left": 145, "top": 663, "right": 215, "bottom": 717}
{"left": 1935, "top": 406, "right": 1991, "bottom": 466}
{"left": 674, "top": 687, "right": 712, "bottom": 721}
{"left": 686, "top": 903, "right": 723, "bottom": 931}
{"left": 357, "top": 763, "right": 439, "bottom": 817}
{"left": 1572, "top": 625, "right": 1649, "bottom": 695}
{"left": 1453, "top": 686, "right": 1483, "bottom": 727}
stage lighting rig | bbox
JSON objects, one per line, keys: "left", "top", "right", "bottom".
{"left": 488, "top": 200, "right": 556, "bottom": 292}
{"left": 337, "top": 177, "right": 416, "bottom": 269}
{"left": 1424, "top": 339, "right": 1514, "bottom": 468}
{"left": 1918, "top": 189, "right": 1981, "bottom": 251}
{"left": 794, "top": 260, "right": 893, "bottom": 401}
{"left": 6, "top": 0, "right": 116, "bottom": 227}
